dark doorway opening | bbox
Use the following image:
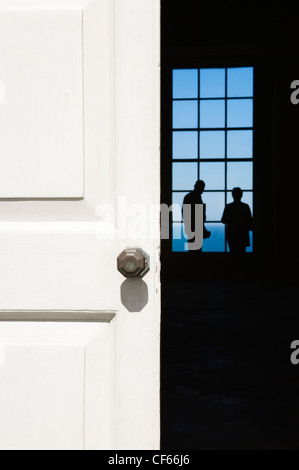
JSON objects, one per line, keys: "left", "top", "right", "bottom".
{"left": 161, "top": 0, "right": 299, "bottom": 450}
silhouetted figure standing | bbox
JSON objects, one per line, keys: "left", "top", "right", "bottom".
{"left": 221, "top": 187, "right": 253, "bottom": 254}
{"left": 182, "top": 180, "right": 211, "bottom": 251}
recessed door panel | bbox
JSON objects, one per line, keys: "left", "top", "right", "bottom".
{"left": 0, "top": 10, "right": 84, "bottom": 198}
{"left": 0, "top": 321, "right": 112, "bottom": 450}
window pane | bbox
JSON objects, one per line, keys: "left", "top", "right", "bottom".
{"left": 227, "top": 67, "right": 253, "bottom": 97}
{"left": 172, "top": 223, "right": 188, "bottom": 252}
{"left": 200, "top": 68, "right": 225, "bottom": 98}
{"left": 173, "top": 162, "right": 197, "bottom": 190}
{"left": 201, "top": 223, "right": 225, "bottom": 252}
{"left": 173, "top": 131, "right": 198, "bottom": 159}
{"left": 203, "top": 192, "right": 225, "bottom": 221}
{"left": 200, "top": 162, "right": 225, "bottom": 190}
{"left": 173, "top": 100, "right": 198, "bottom": 129}
{"left": 227, "top": 162, "right": 253, "bottom": 190}
{"left": 172, "top": 192, "right": 187, "bottom": 222}
{"left": 200, "top": 131, "right": 225, "bottom": 159}
{"left": 227, "top": 130, "right": 253, "bottom": 158}
{"left": 173, "top": 69, "right": 198, "bottom": 99}
{"left": 227, "top": 99, "right": 253, "bottom": 128}
{"left": 227, "top": 191, "right": 253, "bottom": 213}
{"left": 200, "top": 100, "right": 225, "bottom": 128}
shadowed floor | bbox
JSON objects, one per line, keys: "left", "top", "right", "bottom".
{"left": 161, "top": 278, "right": 299, "bottom": 450}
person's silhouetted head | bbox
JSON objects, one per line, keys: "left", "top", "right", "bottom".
{"left": 232, "top": 187, "right": 243, "bottom": 202}
{"left": 194, "top": 180, "right": 205, "bottom": 194}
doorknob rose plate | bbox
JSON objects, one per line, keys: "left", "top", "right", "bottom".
{"left": 117, "top": 248, "right": 150, "bottom": 278}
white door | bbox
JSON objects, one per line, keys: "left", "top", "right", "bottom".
{"left": 0, "top": 0, "right": 160, "bottom": 450}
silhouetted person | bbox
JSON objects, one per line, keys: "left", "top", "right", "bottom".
{"left": 221, "top": 187, "right": 253, "bottom": 254}
{"left": 182, "top": 180, "right": 211, "bottom": 251}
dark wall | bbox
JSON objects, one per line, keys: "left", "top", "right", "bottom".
{"left": 161, "top": 0, "right": 299, "bottom": 280}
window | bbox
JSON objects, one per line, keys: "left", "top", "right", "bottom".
{"left": 171, "top": 67, "right": 254, "bottom": 252}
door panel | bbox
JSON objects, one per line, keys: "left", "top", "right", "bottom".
{"left": 0, "top": 0, "right": 160, "bottom": 450}
{"left": 0, "top": 320, "right": 113, "bottom": 450}
{"left": 0, "top": 232, "right": 118, "bottom": 310}
{"left": 0, "top": 10, "right": 84, "bottom": 198}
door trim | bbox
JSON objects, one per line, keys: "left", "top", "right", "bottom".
{"left": 0, "top": 310, "right": 116, "bottom": 322}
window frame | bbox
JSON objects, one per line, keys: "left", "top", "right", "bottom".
{"left": 164, "top": 58, "right": 257, "bottom": 254}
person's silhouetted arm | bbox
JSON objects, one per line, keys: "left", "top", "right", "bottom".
{"left": 182, "top": 194, "right": 193, "bottom": 239}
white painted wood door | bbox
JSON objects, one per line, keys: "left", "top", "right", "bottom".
{"left": 0, "top": 0, "right": 160, "bottom": 450}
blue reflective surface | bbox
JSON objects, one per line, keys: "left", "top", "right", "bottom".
{"left": 173, "top": 100, "right": 198, "bottom": 129}
{"left": 247, "top": 232, "right": 253, "bottom": 252}
{"left": 200, "top": 131, "right": 225, "bottom": 159}
{"left": 173, "top": 131, "right": 198, "bottom": 158}
{"left": 201, "top": 223, "right": 225, "bottom": 252}
{"left": 200, "top": 68, "right": 225, "bottom": 98}
{"left": 173, "top": 69, "right": 198, "bottom": 99}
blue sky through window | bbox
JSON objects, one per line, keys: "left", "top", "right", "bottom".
{"left": 173, "top": 69, "right": 198, "bottom": 99}
{"left": 171, "top": 66, "right": 254, "bottom": 253}
{"left": 173, "top": 131, "right": 198, "bottom": 158}
{"left": 173, "top": 100, "right": 198, "bottom": 128}
{"left": 200, "top": 100, "right": 225, "bottom": 128}
{"left": 227, "top": 67, "right": 253, "bottom": 97}
{"left": 227, "top": 130, "right": 253, "bottom": 158}
{"left": 172, "top": 162, "right": 198, "bottom": 190}
{"left": 200, "top": 68, "right": 225, "bottom": 98}
{"left": 200, "top": 131, "right": 225, "bottom": 159}
{"left": 227, "top": 99, "right": 253, "bottom": 128}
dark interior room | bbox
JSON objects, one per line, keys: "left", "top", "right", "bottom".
{"left": 161, "top": 0, "right": 299, "bottom": 450}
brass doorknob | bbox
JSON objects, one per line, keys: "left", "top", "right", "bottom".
{"left": 117, "top": 248, "right": 150, "bottom": 278}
